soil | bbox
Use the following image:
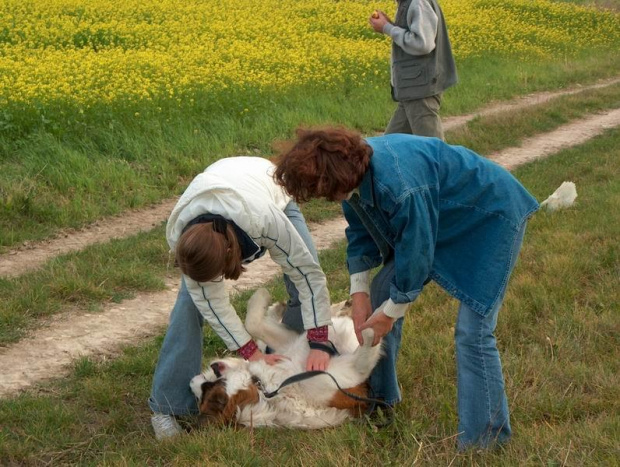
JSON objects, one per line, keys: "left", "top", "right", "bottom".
{"left": 1, "top": 77, "right": 619, "bottom": 397}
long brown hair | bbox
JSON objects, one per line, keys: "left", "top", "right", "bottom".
{"left": 175, "top": 222, "right": 244, "bottom": 282}
{"left": 273, "top": 126, "right": 372, "bottom": 203}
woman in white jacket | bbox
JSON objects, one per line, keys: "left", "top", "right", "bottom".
{"left": 149, "top": 157, "right": 333, "bottom": 440}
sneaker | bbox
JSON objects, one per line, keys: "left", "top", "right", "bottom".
{"left": 151, "top": 413, "right": 183, "bottom": 440}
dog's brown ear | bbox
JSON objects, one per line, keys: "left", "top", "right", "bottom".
{"left": 198, "top": 383, "right": 230, "bottom": 426}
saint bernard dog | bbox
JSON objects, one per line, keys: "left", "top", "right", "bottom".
{"left": 190, "top": 288, "right": 383, "bottom": 429}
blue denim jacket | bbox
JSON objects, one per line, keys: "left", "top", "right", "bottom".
{"left": 343, "top": 134, "right": 539, "bottom": 316}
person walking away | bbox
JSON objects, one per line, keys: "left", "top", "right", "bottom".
{"left": 370, "top": 0, "right": 457, "bottom": 139}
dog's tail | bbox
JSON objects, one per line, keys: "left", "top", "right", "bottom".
{"left": 540, "top": 181, "right": 577, "bottom": 211}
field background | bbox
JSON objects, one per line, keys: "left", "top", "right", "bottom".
{"left": 1, "top": 0, "right": 619, "bottom": 247}
{"left": 0, "top": 0, "right": 619, "bottom": 465}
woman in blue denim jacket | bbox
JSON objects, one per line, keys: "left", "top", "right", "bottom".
{"left": 274, "top": 126, "right": 539, "bottom": 449}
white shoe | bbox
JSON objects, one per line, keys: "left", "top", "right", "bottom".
{"left": 151, "top": 413, "right": 183, "bottom": 440}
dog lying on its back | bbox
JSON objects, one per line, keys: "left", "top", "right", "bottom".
{"left": 190, "top": 288, "right": 383, "bottom": 429}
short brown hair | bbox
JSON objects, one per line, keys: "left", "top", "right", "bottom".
{"left": 176, "top": 223, "right": 244, "bottom": 282}
{"left": 273, "top": 126, "right": 372, "bottom": 203}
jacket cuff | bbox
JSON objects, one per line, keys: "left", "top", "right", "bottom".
{"left": 350, "top": 270, "right": 371, "bottom": 296}
{"left": 237, "top": 340, "right": 259, "bottom": 360}
{"left": 347, "top": 255, "right": 382, "bottom": 274}
{"left": 383, "top": 23, "right": 397, "bottom": 36}
{"left": 382, "top": 299, "right": 409, "bottom": 320}
{"left": 307, "top": 325, "right": 329, "bottom": 342}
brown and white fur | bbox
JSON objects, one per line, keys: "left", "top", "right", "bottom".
{"left": 190, "top": 288, "right": 382, "bottom": 429}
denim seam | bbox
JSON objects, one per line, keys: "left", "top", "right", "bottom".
{"left": 439, "top": 198, "right": 520, "bottom": 230}
{"left": 479, "top": 318, "right": 492, "bottom": 429}
{"left": 378, "top": 139, "right": 438, "bottom": 204}
{"left": 430, "top": 272, "right": 488, "bottom": 314}
{"left": 371, "top": 263, "right": 393, "bottom": 309}
{"left": 489, "top": 219, "right": 528, "bottom": 312}
{"left": 374, "top": 178, "right": 436, "bottom": 206}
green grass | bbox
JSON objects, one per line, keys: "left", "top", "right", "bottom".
{"left": 446, "top": 81, "right": 620, "bottom": 153}
{"left": 1, "top": 128, "right": 618, "bottom": 466}
{"left": 2, "top": 80, "right": 619, "bottom": 346}
{"left": 1, "top": 50, "right": 619, "bottom": 250}
{"left": 0, "top": 227, "right": 170, "bottom": 344}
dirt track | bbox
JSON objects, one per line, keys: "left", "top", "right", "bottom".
{"left": 2, "top": 76, "right": 619, "bottom": 280}
{"left": 1, "top": 78, "right": 619, "bottom": 397}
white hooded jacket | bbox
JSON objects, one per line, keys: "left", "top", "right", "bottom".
{"left": 167, "top": 157, "right": 332, "bottom": 351}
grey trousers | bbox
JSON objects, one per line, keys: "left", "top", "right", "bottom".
{"left": 385, "top": 94, "right": 444, "bottom": 140}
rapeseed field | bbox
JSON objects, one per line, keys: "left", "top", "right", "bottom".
{"left": 0, "top": 0, "right": 618, "bottom": 133}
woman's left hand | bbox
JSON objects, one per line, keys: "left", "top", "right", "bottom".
{"left": 306, "top": 348, "right": 330, "bottom": 371}
{"left": 359, "top": 311, "right": 395, "bottom": 346}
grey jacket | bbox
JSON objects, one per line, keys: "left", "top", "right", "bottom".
{"left": 385, "top": 0, "right": 457, "bottom": 101}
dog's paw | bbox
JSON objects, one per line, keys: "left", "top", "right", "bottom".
{"left": 266, "top": 301, "right": 287, "bottom": 320}
{"left": 361, "top": 328, "right": 375, "bottom": 347}
{"left": 247, "top": 287, "right": 271, "bottom": 311}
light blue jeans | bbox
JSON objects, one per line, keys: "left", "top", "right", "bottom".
{"left": 369, "top": 223, "right": 527, "bottom": 449}
{"left": 148, "top": 201, "right": 318, "bottom": 415}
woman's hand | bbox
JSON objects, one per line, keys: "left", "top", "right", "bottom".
{"left": 359, "top": 311, "right": 395, "bottom": 346}
{"left": 306, "top": 348, "right": 330, "bottom": 371}
{"left": 247, "top": 349, "right": 289, "bottom": 365}
{"left": 351, "top": 292, "right": 373, "bottom": 345}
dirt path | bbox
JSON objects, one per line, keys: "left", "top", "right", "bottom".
{"left": 1, "top": 85, "right": 620, "bottom": 397}
{"left": 442, "top": 76, "right": 620, "bottom": 131}
{"left": 490, "top": 108, "right": 620, "bottom": 169}
{"left": 0, "top": 217, "right": 348, "bottom": 397}
{"left": 1, "top": 76, "right": 619, "bottom": 280}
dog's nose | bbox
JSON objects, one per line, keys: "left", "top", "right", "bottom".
{"left": 211, "top": 362, "right": 222, "bottom": 378}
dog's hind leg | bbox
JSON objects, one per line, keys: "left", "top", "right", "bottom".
{"left": 244, "top": 288, "right": 298, "bottom": 350}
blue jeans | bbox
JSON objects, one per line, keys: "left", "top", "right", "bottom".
{"left": 369, "top": 223, "right": 527, "bottom": 448}
{"left": 148, "top": 201, "right": 318, "bottom": 415}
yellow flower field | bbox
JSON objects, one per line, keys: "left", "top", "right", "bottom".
{"left": 0, "top": 0, "right": 618, "bottom": 127}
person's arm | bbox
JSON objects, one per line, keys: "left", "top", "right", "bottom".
{"left": 186, "top": 277, "right": 289, "bottom": 364}
{"left": 388, "top": 187, "right": 436, "bottom": 311}
{"left": 358, "top": 188, "right": 436, "bottom": 343}
{"left": 342, "top": 201, "right": 383, "bottom": 275}
{"left": 184, "top": 277, "right": 259, "bottom": 356}
{"left": 371, "top": 0, "right": 438, "bottom": 56}
{"left": 342, "top": 200, "right": 384, "bottom": 343}
{"left": 261, "top": 205, "right": 333, "bottom": 370}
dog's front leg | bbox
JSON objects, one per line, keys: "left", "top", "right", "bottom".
{"left": 353, "top": 328, "right": 383, "bottom": 376}
{"left": 245, "top": 288, "right": 298, "bottom": 351}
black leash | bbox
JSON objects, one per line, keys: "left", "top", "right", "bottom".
{"left": 260, "top": 369, "right": 391, "bottom": 411}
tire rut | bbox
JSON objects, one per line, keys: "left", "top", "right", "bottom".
{"left": 2, "top": 76, "right": 619, "bottom": 279}
{"left": 1, "top": 82, "right": 620, "bottom": 397}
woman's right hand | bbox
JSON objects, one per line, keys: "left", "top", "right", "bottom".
{"left": 247, "top": 349, "right": 289, "bottom": 365}
{"left": 351, "top": 292, "right": 373, "bottom": 345}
